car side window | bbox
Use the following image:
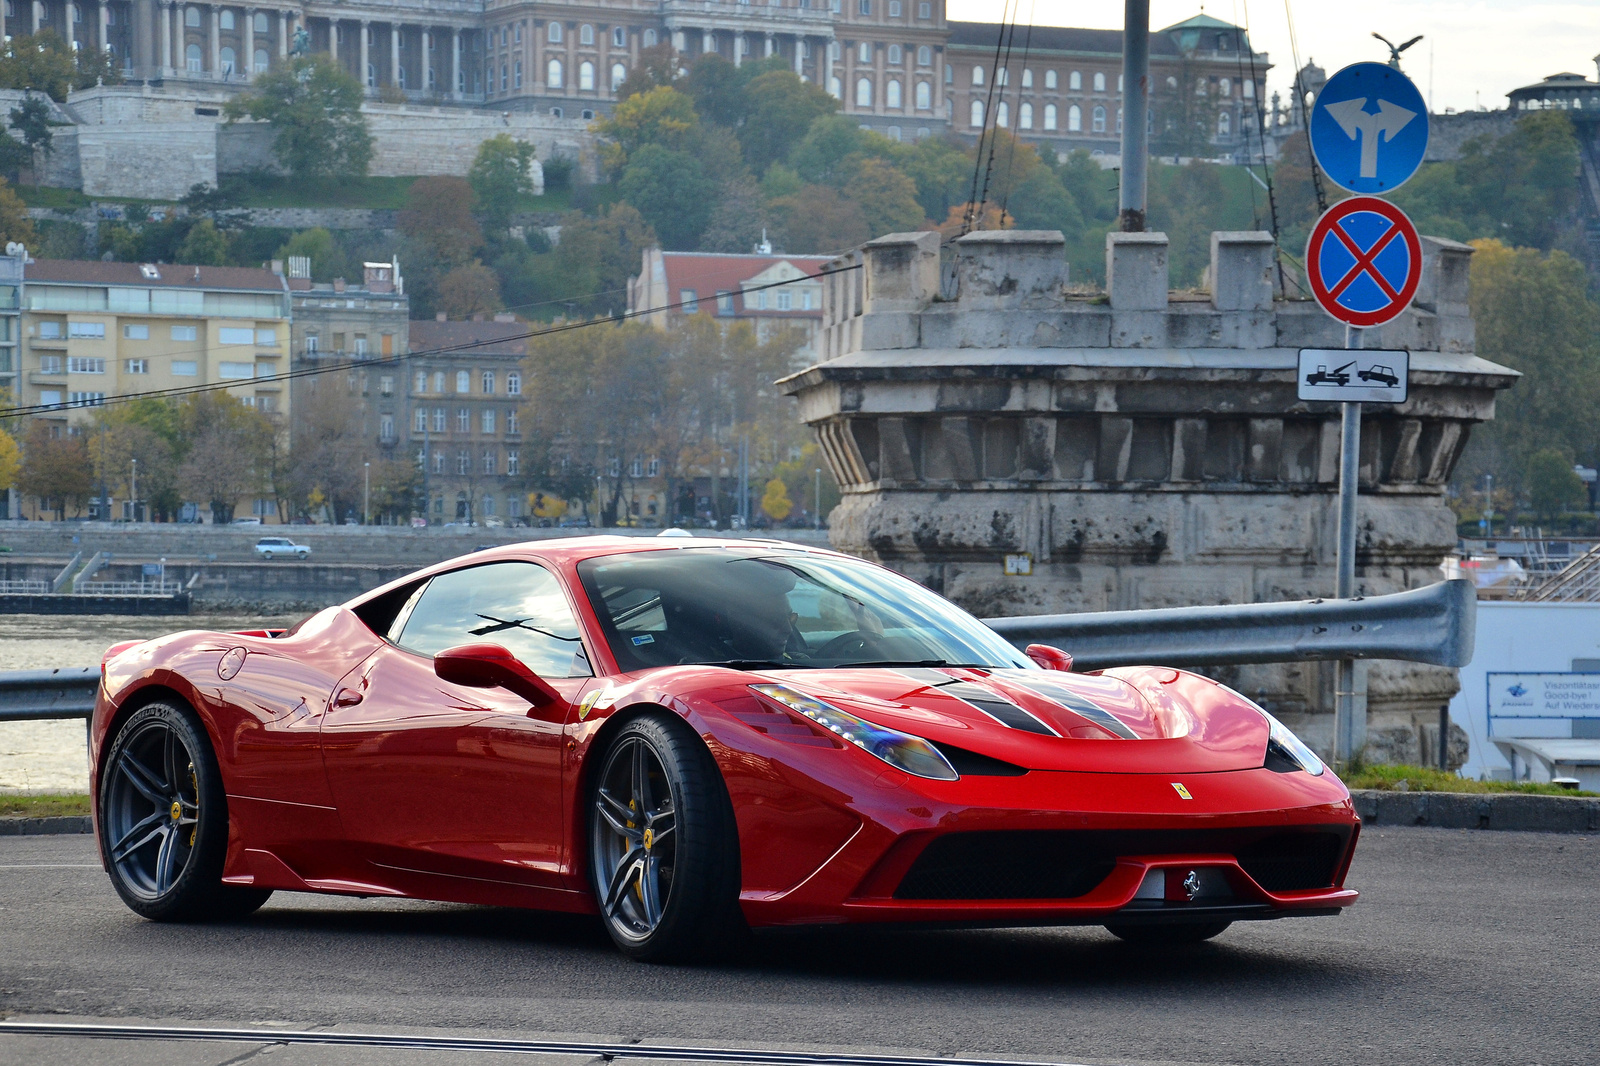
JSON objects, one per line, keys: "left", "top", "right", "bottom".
{"left": 392, "top": 562, "right": 591, "bottom": 678}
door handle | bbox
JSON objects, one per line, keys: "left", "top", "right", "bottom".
{"left": 334, "top": 688, "right": 364, "bottom": 707}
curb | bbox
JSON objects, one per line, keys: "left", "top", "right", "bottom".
{"left": 0, "top": 815, "right": 92, "bottom": 836}
{"left": 1351, "top": 789, "right": 1600, "bottom": 833}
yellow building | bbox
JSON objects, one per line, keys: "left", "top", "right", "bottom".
{"left": 20, "top": 259, "right": 292, "bottom": 521}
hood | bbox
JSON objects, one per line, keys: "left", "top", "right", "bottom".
{"left": 750, "top": 666, "right": 1271, "bottom": 774}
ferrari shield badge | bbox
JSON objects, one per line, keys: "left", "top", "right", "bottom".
{"left": 1171, "top": 782, "right": 1193, "bottom": 800}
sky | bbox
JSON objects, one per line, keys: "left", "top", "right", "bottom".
{"left": 945, "top": 0, "right": 1600, "bottom": 115}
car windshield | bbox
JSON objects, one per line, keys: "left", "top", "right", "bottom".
{"left": 576, "top": 548, "right": 1032, "bottom": 672}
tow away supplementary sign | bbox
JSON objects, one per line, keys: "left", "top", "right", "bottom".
{"left": 1306, "top": 196, "right": 1423, "bottom": 328}
{"left": 1310, "top": 61, "right": 1429, "bottom": 194}
{"left": 1298, "top": 349, "right": 1409, "bottom": 403}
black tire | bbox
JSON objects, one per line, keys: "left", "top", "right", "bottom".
{"left": 1104, "top": 920, "right": 1232, "bottom": 945}
{"left": 99, "top": 700, "right": 272, "bottom": 922}
{"left": 261, "top": 551, "right": 273, "bottom": 559}
{"left": 296, "top": 551, "right": 308, "bottom": 560}
{"left": 587, "top": 713, "right": 743, "bottom": 962}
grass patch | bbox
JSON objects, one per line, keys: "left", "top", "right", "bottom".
{"left": 16, "top": 185, "right": 93, "bottom": 210}
{"left": 1346, "top": 764, "right": 1599, "bottom": 797}
{"left": 0, "top": 793, "right": 91, "bottom": 817}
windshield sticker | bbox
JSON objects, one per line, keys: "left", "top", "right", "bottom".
{"left": 632, "top": 634, "right": 655, "bottom": 645}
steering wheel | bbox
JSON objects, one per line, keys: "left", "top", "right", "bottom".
{"left": 815, "top": 631, "right": 888, "bottom": 661}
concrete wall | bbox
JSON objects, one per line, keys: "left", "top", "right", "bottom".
{"left": 79, "top": 124, "right": 218, "bottom": 199}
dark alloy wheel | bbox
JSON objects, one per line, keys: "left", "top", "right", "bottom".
{"left": 588, "top": 714, "right": 742, "bottom": 961}
{"left": 99, "top": 701, "right": 271, "bottom": 922}
{"left": 1104, "top": 920, "right": 1232, "bottom": 945}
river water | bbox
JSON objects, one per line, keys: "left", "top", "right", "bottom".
{"left": 0, "top": 612, "right": 303, "bottom": 793}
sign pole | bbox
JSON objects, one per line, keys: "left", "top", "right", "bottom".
{"left": 1334, "top": 324, "right": 1362, "bottom": 767}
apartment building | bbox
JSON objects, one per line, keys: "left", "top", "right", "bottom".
{"left": 627, "top": 247, "right": 832, "bottom": 362}
{"left": 406, "top": 315, "right": 529, "bottom": 524}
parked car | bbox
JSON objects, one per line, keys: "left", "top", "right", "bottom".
{"left": 254, "top": 537, "right": 310, "bottom": 560}
{"left": 230, "top": 517, "right": 262, "bottom": 526}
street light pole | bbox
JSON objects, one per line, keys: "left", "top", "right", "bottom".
{"left": 129, "top": 458, "right": 137, "bottom": 522}
{"left": 363, "top": 461, "right": 371, "bottom": 526}
{"left": 1118, "top": 0, "right": 1151, "bottom": 232}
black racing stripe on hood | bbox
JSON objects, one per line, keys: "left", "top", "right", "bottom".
{"left": 1003, "top": 676, "right": 1141, "bottom": 740}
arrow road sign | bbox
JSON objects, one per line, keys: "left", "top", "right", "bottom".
{"left": 1298, "top": 348, "right": 1409, "bottom": 403}
{"left": 1305, "top": 196, "right": 1423, "bottom": 328}
{"left": 1309, "top": 61, "right": 1429, "bottom": 193}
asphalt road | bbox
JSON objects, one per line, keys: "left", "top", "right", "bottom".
{"left": 0, "top": 827, "right": 1594, "bottom": 1066}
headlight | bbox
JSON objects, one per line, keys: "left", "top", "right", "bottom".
{"left": 1224, "top": 687, "right": 1325, "bottom": 776}
{"left": 749, "top": 683, "right": 959, "bottom": 781}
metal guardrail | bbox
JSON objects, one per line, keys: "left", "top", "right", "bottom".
{"left": 983, "top": 579, "right": 1476, "bottom": 672}
{"left": 0, "top": 581, "right": 1475, "bottom": 724}
{"left": 0, "top": 666, "right": 100, "bottom": 722}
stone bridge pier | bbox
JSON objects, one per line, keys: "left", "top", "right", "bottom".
{"left": 781, "top": 228, "right": 1517, "bottom": 764}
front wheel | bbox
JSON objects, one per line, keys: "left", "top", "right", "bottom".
{"left": 260, "top": 551, "right": 273, "bottom": 559}
{"left": 1105, "top": 920, "right": 1232, "bottom": 945}
{"left": 587, "top": 714, "right": 742, "bottom": 962}
{"left": 295, "top": 551, "right": 308, "bottom": 560}
{"left": 99, "top": 701, "right": 272, "bottom": 922}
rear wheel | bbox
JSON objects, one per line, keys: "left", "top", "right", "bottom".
{"left": 587, "top": 714, "right": 742, "bottom": 962}
{"left": 1104, "top": 920, "right": 1232, "bottom": 945}
{"left": 261, "top": 551, "right": 273, "bottom": 559}
{"left": 99, "top": 701, "right": 272, "bottom": 922}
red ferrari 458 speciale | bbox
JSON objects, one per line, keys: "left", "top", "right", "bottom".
{"left": 91, "top": 535, "right": 1358, "bottom": 959}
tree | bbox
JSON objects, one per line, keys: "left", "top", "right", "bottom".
{"left": 615, "top": 43, "right": 684, "bottom": 102}
{"left": 9, "top": 94, "right": 52, "bottom": 185}
{"left": 769, "top": 185, "right": 870, "bottom": 254}
{"left": 86, "top": 417, "right": 175, "bottom": 521}
{"left": 0, "top": 416, "right": 18, "bottom": 494}
{"left": 275, "top": 227, "right": 346, "bottom": 280}
{"left": 0, "top": 177, "right": 35, "bottom": 248}
{"left": 469, "top": 134, "right": 538, "bottom": 232}
{"left": 698, "top": 177, "right": 772, "bottom": 254}
{"left": 177, "top": 394, "right": 275, "bottom": 524}
{"left": 592, "top": 85, "right": 698, "bottom": 177}
{"left": 1150, "top": 56, "right": 1224, "bottom": 161}
{"left": 789, "top": 115, "right": 877, "bottom": 188}
{"left": 737, "top": 70, "right": 838, "bottom": 175}
{"left": 619, "top": 145, "right": 715, "bottom": 250}
{"left": 176, "top": 218, "right": 229, "bottom": 265}
{"left": 223, "top": 54, "right": 372, "bottom": 179}
{"left": 843, "top": 158, "right": 926, "bottom": 237}
{"left": 398, "top": 176, "right": 483, "bottom": 268}
{"left": 435, "top": 263, "right": 503, "bottom": 318}
{"left": 1527, "top": 449, "right": 1585, "bottom": 521}
{"left": 17, "top": 422, "right": 91, "bottom": 519}
{"left": 760, "top": 478, "right": 792, "bottom": 521}
{"left": 1007, "top": 165, "right": 1084, "bottom": 240}
{"left": 1457, "top": 240, "right": 1600, "bottom": 498}
{"left": 899, "top": 136, "right": 974, "bottom": 223}
{"left": 280, "top": 381, "right": 365, "bottom": 521}
{"left": 368, "top": 456, "right": 423, "bottom": 522}
{"left": 538, "top": 204, "right": 656, "bottom": 318}
{"left": 0, "top": 31, "right": 117, "bottom": 102}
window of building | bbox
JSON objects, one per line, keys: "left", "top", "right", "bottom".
{"left": 547, "top": 58, "right": 563, "bottom": 87}
{"left": 611, "top": 62, "right": 626, "bottom": 90}
{"left": 255, "top": 328, "right": 277, "bottom": 346}
{"left": 68, "top": 391, "right": 106, "bottom": 407}
{"left": 628, "top": 456, "right": 643, "bottom": 478}
{"left": 37, "top": 354, "right": 62, "bottom": 373}
{"left": 219, "top": 326, "right": 254, "bottom": 345}
{"left": 380, "top": 414, "right": 394, "bottom": 439}
{"left": 1069, "top": 69, "right": 1081, "bottom": 90}
{"left": 886, "top": 78, "right": 900, "bottom": 107}
{"left": 64, "top": 355, "right": 105, "bottom": 376}
{"left": 305, "top": 334, "right": 319, "bottom": 352}
{"left": 380, "top": 375, "right": 394, "bottom": 395}
{"left": 776, "top": 291, "right": 792, "bottom": 310}
{"left": 917, "top": 44, "right": 930, "bottom": 66}
{"left": 457, "top": 408, "right": 470, "bottom": 432}
{"left": 415, "top": 408, "right": 428, "bottom": 432}
{"left": 971, "top": 65, "right": 983, "bottom": 86}
{"left": 1218, "top": 112, "right": 1231, "bottom": 136}
{"left": 547, "top": 21, "right": 561, "bottom": 43}
{"left": 643, "top": 28, "right": 656, "bottom": 46}
{"left": 716, "top": 290, "right": 734, "bottom": 314}
{"left": 39, "top": 390, "right": 61, "bottom": 409}
{"left": 856, "top": 77, "right": 872, "bottom": 107}
{"left": 172, "top": 360, "right": 197, "bottom": 376}
{"left": 680, "top": 289, "right": 698, "bottom": 313}
{"left": 507, "top": 450, "right": 519, "bottom": 475}
{"left": 482, "top": 494, "right": 495, "bottom": 516}
{"left": 1093, "top": 71, "right": 1105, "bottom": 92}
{"left": 996, "top": 67, "right": 1007, "bottom": 86}
{"left": 887, "top": 44, "right": 901, "bottom": 64}
{"left": 514, "top": 22, "right": 522, "bottom": 44}
{"left": 38, "top": 321, "right": 61, "bottom": 339}
{"left": 1119, "top": 74, "right": 1124, "bottom": 91}
{"left": 996, "top": 100, "right": 1008, "bottom": 127}
{"left": 220, "top": 46, "right": 236, "bottom": 75}
{"left": 918, "top": 0, "right": 930, "bottom": 15}
{"left": 1044, "top": 103, "right": 1057, "bottom": 130}
{"left": 1045, "top": 69, "right": 1057, "bottom": 89}
{"left": 579, "top": 23, "right": 594, "bottom": 45}
{"left": 1068, "top": 104, "right": 1080, "bottom": 131}
{"left": 612, "top": 26, "right": 625, "bottom": 47}
{"left": 514, "top": 61, "right": 522, "bottom": 89}
{"left": 1022, "top": 68, "right": 1033, "bottom": 88}
{"left": 67, "top": 322, "right": 105, "bottom": 339}
{"left": 218, "top": 362, "right": 254, "bottom": 379}
{"left": 480, "top": 370, "right": 494, "bottom": 394}
{"left": 915, "top": 80, "right": 930, "bottom": 109}
{"left": 1116, "top": 107, "right": 1123, "bottom": 132}
{"left": 185, "top": 6, "right": 199, "bottom": 27}
{"left": 1019, "top": 101, "right": 1032, "bottom": 128}
{"left": 500, "top": 64, "right": 507, "bottom": 91}
{"left": 124, "top": 359, "right": 148, "bottom": 374}
{"left": 970, "top": 98, "right": 983, "bottom": 127}
{"left": 506, "top": 371, "right": 520, "bottom": 396}
{"left": 858, "top": 0, "right": 869, "bottom": 13}
{"left": 1219, "top": 77, "right": 1231, "bottom": 97}
{"left": 414, "top": 370, "right": 427, "bottom": 393}
{"left": 186, "top": 43, "right": 202, "bottom": 72}
{"left": 433, "top": 407, "right": 446, "bottom": 432}
{"left": 218, "top": 8, "right": 234, "bottom": 29}
{"left": 481, "top": 409, "right": 496, "bottom": 433}
{"left": 857, "top": 41, "right": 871, "bottom": 63}
{"left": 1092, "top": 104, "right": 1106, "bottom": 132}
{"left": 579, "top": 61, "right": 594, "bottom": 90}
{"left": 433, "top": 371, "right": 446, "bottom": 393}
{"left": 458, "top": 452, "right": 470, "bottom": 474}
{"left": 456, "top": 370, "right": 470, "bottom": 393}
{"left": 172, "top": 325, "right": 197, "bottom": 342}
{"left": 123, "top": 324, "right": 149, "bottom": 340}
{"left": 888, "top": 0, "right": 901, "bottom": 14}
{"left": 434, "top": 452, "right": 445, "bottom": 474}
{"left": 252, "top": 10, "right": 266, "bottom": 32}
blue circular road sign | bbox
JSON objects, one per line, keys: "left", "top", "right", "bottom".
{"left": 1309, "top": 62, "right": 1429, "bottom": 194}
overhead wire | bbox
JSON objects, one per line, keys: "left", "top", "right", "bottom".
{"left": 0, "top": 261, "right": 866, "bottom": 420}
{"left": 1283, "top": 0, "right": 1328, "bottom": 214}
{"left": 1237, "top": 0, "right": 1292, "bottom": 297}
{"left": 995, "top": 0, "right": 1037, "bottom": 226}
{"left": 973, "top": 6, "right": 1024, "bottom": 228}
{"left": 960, "top": 0, "right": 1015, "bottom": 235}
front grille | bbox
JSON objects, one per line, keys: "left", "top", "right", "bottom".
{"left": 892, "top": 826, "right": 1351, "bottom": 901}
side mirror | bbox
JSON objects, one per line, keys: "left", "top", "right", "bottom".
{"left": 1024, "top": 644, "right": 1073, "bottom": 672}
{"left": 434, "top": 643, "right": 561, "bottom": 707}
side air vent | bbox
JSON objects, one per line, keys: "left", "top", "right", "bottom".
{"left": 932, "top": 742, "right": 1029, "bottom": 777}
